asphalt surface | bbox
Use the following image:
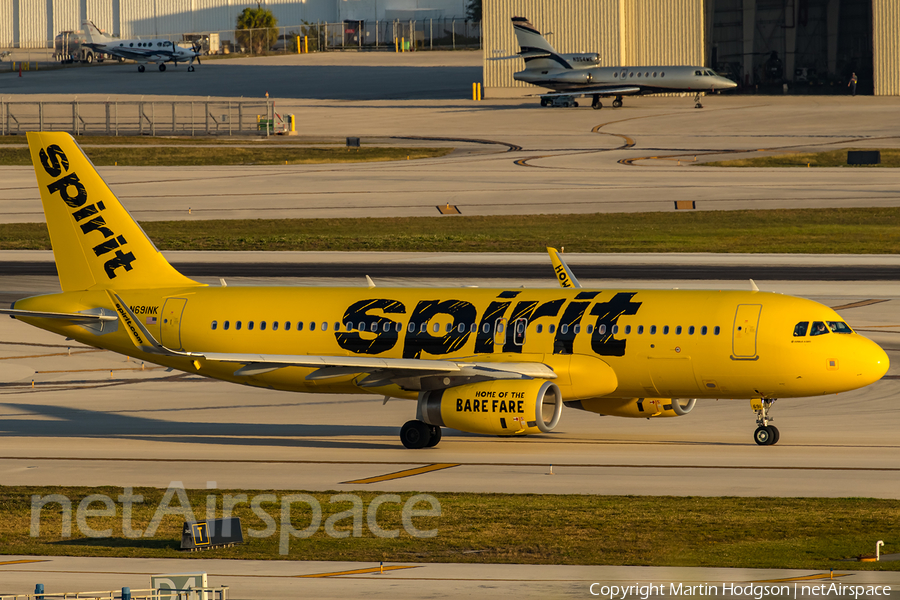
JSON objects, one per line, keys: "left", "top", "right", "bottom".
{"left": 3, "top": 52, "right": 900, "bottom": 599}
{"left": 2, "top": 260, "right": 899, "bottom": 280}
{"left": 2, "top": 54, "right": 900, "bottom": 222}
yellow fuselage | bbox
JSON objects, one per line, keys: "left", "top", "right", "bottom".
{"left": 15, "top": 285, "right": 889, "bottom": 402}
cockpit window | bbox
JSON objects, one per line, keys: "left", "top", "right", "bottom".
{"left": 827, "top": 321, "right": 853, "bottom": 334}
{"left": 695, "top": 70, "right": 702, "bottom": 76}
{"left": 705, "top": 70, "right": 715, "bottom": 76}
{"left": 810, "top": 321, "right": 829, "bottom": 336}
{"left": 793, "top": 321, "right": 809, "bottom": 337}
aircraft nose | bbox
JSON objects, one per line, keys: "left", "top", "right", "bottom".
{"left": 856, "top": 336, "right": 890, "bottom": 386}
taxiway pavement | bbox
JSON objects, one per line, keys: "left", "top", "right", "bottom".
{"left": 2, "top": 556, "right": 899, "bottom": 600}
{"left": 1, "top": 52, "right": 899, "bottom": 221}
{"left": 1, "top": 252, "right": 898, "bottom": 498}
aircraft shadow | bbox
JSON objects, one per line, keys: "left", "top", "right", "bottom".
{"left": 0, "top": 402, "right": 407, "bottom": 450}
{"left": 51, "top": 537, "right": 179, "bottom": 550}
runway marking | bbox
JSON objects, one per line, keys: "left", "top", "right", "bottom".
{"left": 754, "top": 573, "right": 850, "bottom": 583}
{"left": 297, "top": 565, "right": 420, "bottom": 578}
{"left": 34, "top": 366, "right": 165, "bottom": 374}
{"left": 0, "top": 559, "right": 50, "bottom": 566}
{"left": 0, "top": 349, "right": 104, "bottom": 361}
{"left": 342, "top": 463, "right": 460, "bottom": 484}
{"left": 3, "top": 457, "right": 899, "bottom": 470}
{"left": 831, "top": 299, "right": 890, "bottom": 310}
{"left": 390, "top": 135, "right": 522, "bottom": 152}
{"left": 620, "top": 135, "right": 881, "bottom": 166}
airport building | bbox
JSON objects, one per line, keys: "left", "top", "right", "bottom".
{"left": 1, "top": 0, "right": 470, "bottom": 47}
{"left": 484, "top": 0, "right": 899, "bottom": 96}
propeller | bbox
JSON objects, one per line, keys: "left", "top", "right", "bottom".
{"left": 192, "top": 41, "right": 202, "bottom": 65}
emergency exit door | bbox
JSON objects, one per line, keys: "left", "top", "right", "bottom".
{"left": 161, "top": 298, "right": 187, "bottom": 350}
{"left": 732, "top": 304, "right": 761, "bottom": 359}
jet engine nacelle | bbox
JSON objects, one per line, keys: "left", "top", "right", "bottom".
{"left": 420, "top": 380, "right": 563, "bottom": 436}
{"left": 566, "top": 397, "right": 696, "bottom": 418}
{"left": 564, "top": 52, "right": 601, "bottom": 65}
{"left": 553, "top": 70, "right": 593, "bottom": 84}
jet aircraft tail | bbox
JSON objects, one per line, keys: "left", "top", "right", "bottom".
{"left": 27, "top": 132, "right": 202, "bottom": 292}
{"left": 511, "top": 17, "right": 570, "bottom": 71}
{"left": 82, "top": 20, "right": 112, "bottom": 44}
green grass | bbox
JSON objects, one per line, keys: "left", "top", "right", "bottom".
{"left": 3, "top": 486, "right": 897, "bottom": 569}
{"left": 2, "top": 208, "right": 900, "bottom": 253}
{"left": 0, "top": 145, "right": 451, "bottom": 166}
{"left": 704, "top": 148, "right": 900, "bottom": 168}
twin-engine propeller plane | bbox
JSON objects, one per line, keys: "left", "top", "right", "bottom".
{"left": 82, "top": 21, "right": 202, "bottom": 72}
{"left": 5, "top": 133, "right": 889, "bottom": 448}
{"left": 504, "top": 17, "right": 737, "bottom": 108}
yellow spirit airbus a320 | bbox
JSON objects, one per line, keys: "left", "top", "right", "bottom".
{"left": 5, "top": 133, "right": 889, "bottom": 448}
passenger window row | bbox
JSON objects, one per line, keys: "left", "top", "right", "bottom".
{"left": 615, "top": 71, "right": 666, "bottom": 79}
{"left": 209, "top": 320, "right": 721, "bottom": 337}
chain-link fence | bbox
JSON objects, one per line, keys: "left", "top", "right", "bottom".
{"left": 0, "top": 19, "right": 481, "bottom": 65}
{"left": 0, "top": 99, "right": 281, "bottom": 137}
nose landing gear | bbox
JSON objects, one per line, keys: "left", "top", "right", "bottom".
{"left": 752, "top": 398, "right": 779, "bottom": 445}
{"left": 694, "top": 92, "right": 704, "bottom": 109}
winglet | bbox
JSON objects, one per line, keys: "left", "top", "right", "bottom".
{"left": 547, "top": 247, "right": 581, "bottom": 289}
{"left": 749, "top": 279, "right": 759, "bottom": 292}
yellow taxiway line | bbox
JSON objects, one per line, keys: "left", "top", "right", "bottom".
{"left": 297, "top": 565, "right": 420, "bottom": 578}
{"left": 342, "top": 463, "right": 459, "bottom": 484}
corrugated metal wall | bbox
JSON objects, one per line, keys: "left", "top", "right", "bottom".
{"left": 483, "top": 0, "right": 620, "bottom": 89}
{"left": 53, "top": 0, "right": 82, "bottom": 38}
{"left": 4, "top": 0, "right": 343, "bottom": 46}
{"left": 873, "top": 0, "right": 899, "bottom": 95}
{"left": 86, "top": 0, "right": 116, "bottom": 35}
{"left": 624, "top": 0, "right": 703, "bottom": 65}
{"left": 19, "top": 0, "right": 48, "bottom": 48}
{"left": 484, "top": 0, "right": 704, "bottom": 92}
{"left": 0, "top": 1, "right": 15, "bottom": 47}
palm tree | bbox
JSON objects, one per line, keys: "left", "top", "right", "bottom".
{"left": 236, "top": 5, "right": 278, "bottom": 54}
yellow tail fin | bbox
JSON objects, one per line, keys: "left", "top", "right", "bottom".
{"left": 27, "top": 132, "right": 201, "bottom": 292}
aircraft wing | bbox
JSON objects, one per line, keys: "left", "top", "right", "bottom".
{"left": 541, "top": 86, "right": 642, "bottom": 97}
{"left": 201, "top": 352, "right": 557, "bottom": 383}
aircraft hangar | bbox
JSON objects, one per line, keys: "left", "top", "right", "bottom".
{"left": 0, "top": 0, "right": 469, "bottom": 47}
{"left": 483, "top": 0, "right": 900, "bottom": 97}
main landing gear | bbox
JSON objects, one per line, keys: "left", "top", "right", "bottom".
{"left": 400, "top": 420, "right": 442, "bottom": 449}
{"left": 592, "top": 95, "right": 602, "bottom": 110}
{"left": 159, "top": 63, "right": 167, "bottom": 72}
{"left": 612, "top": 96, "right": 623, "bottom": 108}
{"left": 137, "top": 64, "right": 145, "bottom": 72}
{"left": 752, "top": 398, "right": 780, "bottom": 445}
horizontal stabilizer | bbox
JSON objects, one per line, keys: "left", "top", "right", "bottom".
{"left": 0, "top": 308, "right": 118, "bottom": 322}
{"left": 489, "top": 51, "right": 551, "bottom": 61}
